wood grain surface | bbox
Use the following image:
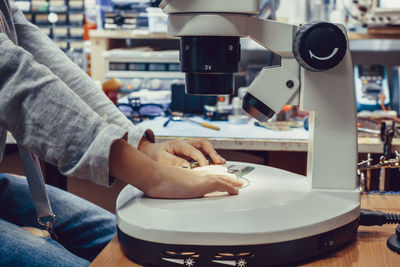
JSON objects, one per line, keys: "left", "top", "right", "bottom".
{"left": 90, "top": 194, "right": 400, "bottom": 267}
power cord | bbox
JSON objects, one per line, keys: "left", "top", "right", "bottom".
{"left": 359, "top": 209, "right": 400, "bottom": 226}
{"left": 359, "top": 209, "right": 400, "bottom": 253}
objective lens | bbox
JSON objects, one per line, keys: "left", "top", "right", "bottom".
{"left": 242, "top": 93, "right": 275, "bottom": 121}
{"left": 180, "top": 36, "right": 240, "bottom": 95}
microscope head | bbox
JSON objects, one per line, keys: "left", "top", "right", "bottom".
{"left": 161, "top": 1, "right": 348, "bottom": 121}
{"left": 160, "top": 0, "right": 259, "bottom": 95}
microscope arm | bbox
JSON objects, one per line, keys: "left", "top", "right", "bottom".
{"left": 245, "top": 17, "right": 301, "bottom": 118}
{"left": 247, "top": 19, "right": 357, "bottom": 191}
{"left": 247, "top": 17, "right": 297, "bottom": 57}
{"left": 249, "top": 19, "right": 357, "bottom": 190}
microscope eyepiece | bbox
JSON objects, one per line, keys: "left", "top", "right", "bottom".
{"left": 180, "top": 36, "right": 240, "bottom": 95}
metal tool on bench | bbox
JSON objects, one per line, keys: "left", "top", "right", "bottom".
{"left": 344, "top": 0, "right": 400, "bottom": 26}
{"left": 116, "top": 1, "right": 360, "bottom": 266}
{"left": 379, "top": 121, "right": 395, "bottom": 191}
{"left": 357, "top": 121, "right": 398, "bottom": 192}
{"left": 358, "top": 151, "right": 400, "bottom": 171}
{"left": 358, "top": 149, "right": 400, "bottom": 193}
{"left": 163, "top": 113, "right": 220, "bottom": 131}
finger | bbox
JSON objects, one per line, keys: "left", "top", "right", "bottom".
{"left": 191, "top": 165, "right": 229, "bottom": 176}
{"left": 211, "top": 179, "right": 239, "bottom": 195}
{"left": 218, "top": 176, "right": 243, "bottom": 187}
{"left": 199, "top": 178, "right": 239, "bottom": 196}
{"left": 158, "top": 151, "right": 191, "bottom": 168}
{"left": 188, "top": 139, "right": 226, "bottom": 164}
{"left": 173, "top": 142, "right": 208, "bottom": 166}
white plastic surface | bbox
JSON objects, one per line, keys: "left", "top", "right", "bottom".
{"left": 116, "top": 162, "right": 360, "bottom": 246}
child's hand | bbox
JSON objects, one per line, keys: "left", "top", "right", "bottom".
{"left": 145, "top": 164, "right": 242, "bottom": 199}
{"left": 138, "top": 138, "right": 226, "bottom": 168}
{"left": 110, "top": 139, "right": 241, "bottom": 199}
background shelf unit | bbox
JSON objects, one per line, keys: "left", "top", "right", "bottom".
{"left": 13, "top": 0, "right": 85, "bottom": 52}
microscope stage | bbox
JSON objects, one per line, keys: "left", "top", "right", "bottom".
{"left": 116, "top": 162, "right": 360, "bottom": 266}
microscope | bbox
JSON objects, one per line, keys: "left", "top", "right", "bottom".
{"left": 116, "top": 0, "right": 360, "bottom": 266}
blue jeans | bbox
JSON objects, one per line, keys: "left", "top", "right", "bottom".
{"left": 0, "top": 173, "right": 117, "bottom": 267}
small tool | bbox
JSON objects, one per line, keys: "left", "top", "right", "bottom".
{"left": 163, "top": 116, "right": 179, "bottom": 127}
{"left": 187, "top": 119, "right": 220, "bottom": 131}
{"left": 380, "top": 121, "right": 395, "bottom": 159}
{"left": 226, "top": 164, "right": 255, "bottom": 177}
{"left": 358, "top": 151, "right": 400, "bottom": 171}
{"left": 188, "top": 157, "right": 255, "bottom": 178}
{"left": 366, "top": 153, "right": 372, "bottom": 191}
{"left": 380, "top": 121, "right": 395, "bottom": 191}
{"left": 357, "top": 122, "right": 398, "bottom": 192}
{"left": 163, "top": 114, "right": 220, "bottom": 131}
{"left": 188, "top": 157, "right": 255, "bottom": 170}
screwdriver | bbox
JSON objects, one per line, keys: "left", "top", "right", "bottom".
{"left": 188, "top": 119, "right": 220, "bottom": 131}
{"left": 163, "top": 115, "right": 220, "bottom": 130}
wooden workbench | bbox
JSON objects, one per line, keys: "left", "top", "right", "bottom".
{"left": 133, "top": 116, "right": 400, "bottom": 153}
{"left": 5, "top": 131, "right": 400, "bottom": 153}
{"left": 90, "top": 194, "right": 400, "bottom": 267}
{"left": 156, "top": 135, "right": 400, "bottom": 154}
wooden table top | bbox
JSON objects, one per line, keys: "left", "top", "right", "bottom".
{"left": 91, "top": 194, "right": 400, "bottom": 267}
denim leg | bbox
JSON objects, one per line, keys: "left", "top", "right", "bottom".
{"left": 0, "top": 173, "right": 117, "bottom": 261}
{"left": 0, "top": 218, "right": 90, "bottom": 267}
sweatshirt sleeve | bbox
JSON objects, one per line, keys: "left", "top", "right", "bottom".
{"left": 0, "top": 33, "right": 126, "bottom": 186}
{"left": 10, "top": 5, "right": 155, "bottom": 148}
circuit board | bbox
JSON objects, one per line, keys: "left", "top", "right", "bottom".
{"left": 226, "top": 164, "right": 255, "bottom": 177}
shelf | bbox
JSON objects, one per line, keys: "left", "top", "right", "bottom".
{"left": 239, "top": 38, "right": 400, "bottom": 52}
{"left": 53, "top": 37, "right": 83, "bottom": 42}
{"left": 347, "top": 32, "right": 400, "bottom": 52}
{"left": 349, "top": 39, "right": 400, "bottom": 52}
{"left": 89, "top": 31, "right": 400, "bottom": 50}
{"left": 25, "top": 9, "right": 84, "bottom": 15}
{"left": 89, "top": 30, "right": 178, "bottom": 40}
{"left": 37, "top": 23, "right": 83, "bottom": 28}
{"left": 17, "top": 0, "right": 85, "bottom": 50}
{"left": 227, "top": 34, "right": 400, "bottom": 53}
{"left": 348, "top": 32, "right": 400, "bottom": 40}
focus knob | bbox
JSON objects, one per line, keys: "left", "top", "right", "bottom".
{"left": 293, "top": 21, "right": 347, "bottom": 72}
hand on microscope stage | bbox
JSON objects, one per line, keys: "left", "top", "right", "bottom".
{"left": 138, "top": 138, "right": 226, "bottom": 168}
{"left": 110, "top": 139, "right": 241, "bottom": 199}
{"left": 145, "top": 164, "right": 242, "bottom": 198}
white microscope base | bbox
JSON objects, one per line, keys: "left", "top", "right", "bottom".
{"left": 116, "top": 162, "right": 360, "bottom": 266}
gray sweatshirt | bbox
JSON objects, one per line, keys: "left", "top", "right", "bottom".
{"left": 0, "top": 1, "right": 153, "bottom": 186}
